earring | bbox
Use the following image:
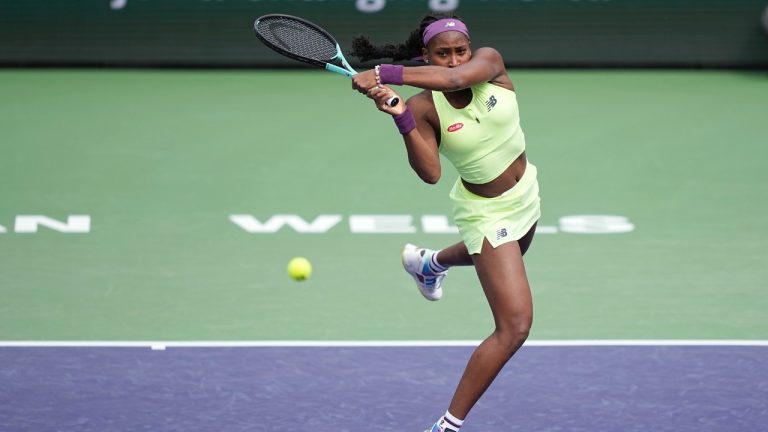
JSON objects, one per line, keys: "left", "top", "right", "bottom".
{"left": 425, "top": 59, "right": 429, "bottom": 64}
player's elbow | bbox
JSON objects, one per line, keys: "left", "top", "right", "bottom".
{"left": 418, "top": 170, "right": 441, "bottom": 184}
{"left": 408, "top": 154, "right": 441, "bottom": 184}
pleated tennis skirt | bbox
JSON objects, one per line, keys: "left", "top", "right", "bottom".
{"left": 449, "top": 162, "right": 541, "bottom": 255}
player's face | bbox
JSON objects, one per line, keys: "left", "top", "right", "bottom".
{"left": 423, "top": 32, "right": 471, "bottom": 68}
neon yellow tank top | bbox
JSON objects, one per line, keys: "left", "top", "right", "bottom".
{"left": 433, "top": 82, "right": 526, "bottom": 184}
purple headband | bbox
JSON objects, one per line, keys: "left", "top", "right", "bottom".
{"left": 422, "top": 18, "right": 470, "bottom": 47}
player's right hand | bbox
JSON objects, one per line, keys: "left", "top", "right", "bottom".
{"left": 352, "top": 69, "right": 378, "bottom": 94}
{"left": 367, "top": 85, "right": 404, "bottom": 115}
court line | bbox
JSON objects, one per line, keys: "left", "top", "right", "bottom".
{"left": 0, "top": 340, "right": 767, "bottom": 348}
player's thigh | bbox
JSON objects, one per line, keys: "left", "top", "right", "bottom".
{"left": 471, "top": 238, "right": 533, "bottom": 330}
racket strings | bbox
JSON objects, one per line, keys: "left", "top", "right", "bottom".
{"left": 256, "top": 16, "right": 338, "bottom": 61}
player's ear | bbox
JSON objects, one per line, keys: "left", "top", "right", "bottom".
{"left": 422, "top": 47, "right": 429, "bottom": 64}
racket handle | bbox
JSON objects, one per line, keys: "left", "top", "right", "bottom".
{"left": 387, "top": 96, "right": 399, "bottom": 107}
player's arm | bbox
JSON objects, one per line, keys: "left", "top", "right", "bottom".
{"left": 368, "top": 87, "right": 441, "bottom": 184}
{"left": 352, "top": 48, "right": 506, "bottom": 93}
{"left": 402, "top": 96, "right": 441, "bottom": 184}
{"left": 402, "top": 48, "right": 507, "bottom": 91}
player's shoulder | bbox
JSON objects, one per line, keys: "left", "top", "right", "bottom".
{"left": 472, "top": 47, "right": 504, "bottom": 62}
{"left": 407, "top": 90, "right": 434, "bottom": 109}
{"left": 471, "top": 47, "right": 507, "bottom": 83}
{"left": 406, "top": 90, "right": 435, "bottom": 117}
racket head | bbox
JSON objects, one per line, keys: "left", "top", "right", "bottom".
{"left": 254, "top": 14, "right": 343, "bottom": 68}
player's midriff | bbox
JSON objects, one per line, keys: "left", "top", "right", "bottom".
{"left": 462, "top": 151, "right": 527, "bottom": 198}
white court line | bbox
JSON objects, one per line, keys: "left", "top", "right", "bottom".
{"left": 0, "top": 340, "right": 767, "bottom": 349}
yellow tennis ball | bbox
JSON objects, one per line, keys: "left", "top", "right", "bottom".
{"left": 287, "top": 257, "right": 312, "bottom": 281}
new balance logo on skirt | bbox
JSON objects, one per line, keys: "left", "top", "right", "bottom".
{"left": 496, "top": 228, "right": 508, "bottom": 239}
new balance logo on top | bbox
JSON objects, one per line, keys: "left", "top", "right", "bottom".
{"left": 486, "top": 95, "right": 497, "bottom": 112}
{"left": 496, "top": 228, "right": 508, "bottom": 239}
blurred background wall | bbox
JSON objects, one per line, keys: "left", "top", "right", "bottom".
{"left": 1, "top": 0, "right": 767, "bottom": 68}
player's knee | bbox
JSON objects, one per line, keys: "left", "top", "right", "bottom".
{"left": 509, "top": 321, "right": 531, "bottom": 347}
{"left": 496, "top": 316, "right": 532, "bottom": 357}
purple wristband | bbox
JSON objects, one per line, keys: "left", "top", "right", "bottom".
{"left": 378, "top": 64, "right": 404, "bottom": 85}
{"left": 393, "top": 107, "right": 416, "bottom": 135}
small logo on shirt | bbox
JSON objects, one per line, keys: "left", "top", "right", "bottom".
{"left": 496, "top": 228, "right": 508, "bottom": 240}
{"left": 486, "top": 95, "right": 497, "bottom": 112}
{"left": 447, "top": 122, "right": 464, "bottom": 132}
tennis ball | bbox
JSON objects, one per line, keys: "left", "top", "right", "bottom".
{"left": 287, "top": 257, "right": 312, "bottom": 281}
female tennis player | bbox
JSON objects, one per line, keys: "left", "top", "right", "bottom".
{"left": 351, "top": 13, "right": 541, "bottom": 432}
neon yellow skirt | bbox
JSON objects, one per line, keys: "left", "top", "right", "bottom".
{"left": 449, "top": 162, "right": 541, "bottom": 255}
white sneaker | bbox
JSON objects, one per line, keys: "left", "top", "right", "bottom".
{"left": 401, "top": 244, "right": 447, "bottom": 301}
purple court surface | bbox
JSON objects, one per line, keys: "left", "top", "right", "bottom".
{"left": 1, "top": 344, "right": 766, "bottom": 431}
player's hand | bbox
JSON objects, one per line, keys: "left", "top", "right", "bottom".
{"left": 352, "top": 69, "right": 378, "bottom": 94}
{"left": 367, "top": 85, "right": 404, "bottom": 115}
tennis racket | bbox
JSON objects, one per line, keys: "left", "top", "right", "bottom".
{"left": 254, "top": 14, "right": 399, "bottom": 107}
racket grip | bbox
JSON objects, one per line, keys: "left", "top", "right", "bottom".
{"left": 386, "top": 96, "right": 400, "bottom": 107}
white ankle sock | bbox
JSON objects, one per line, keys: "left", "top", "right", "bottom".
{"left": 438, "top": 411, "right": 463, "bottom": 432}
{"left": 428, "top": 250, "right": 449, "bottom": 273}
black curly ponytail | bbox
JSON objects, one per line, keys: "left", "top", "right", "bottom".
{"left": 349, "top": 12, "right": 461, "bottom": 62}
